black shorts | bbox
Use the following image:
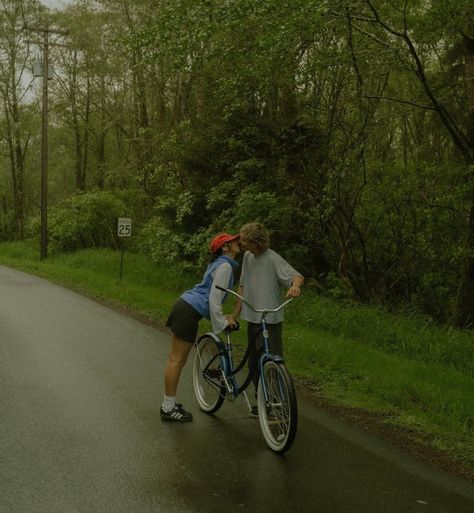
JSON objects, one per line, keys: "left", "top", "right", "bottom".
{"left": 166, "top": 297, "right": 203, "bottom": 344}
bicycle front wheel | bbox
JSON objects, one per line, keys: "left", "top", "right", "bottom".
{"left": 257, "top": 360, "right": 298, "bottom": 453}
{"left": 193, "top": 335, "right": 226, "bottom": 413}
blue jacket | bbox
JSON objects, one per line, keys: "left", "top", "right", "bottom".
{"left": 181, "top": 255, "right": 238, "bottom": 319}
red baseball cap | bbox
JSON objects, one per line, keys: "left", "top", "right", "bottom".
{"left": 210, "top": 233, "right": 240, "bottom": 253}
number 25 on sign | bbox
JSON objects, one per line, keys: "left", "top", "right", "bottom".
{"left": 117, "top": 217, "right": 132, "bottom": 237}
{"left": 117, "top": 218, "right": 132, "bottom": 282}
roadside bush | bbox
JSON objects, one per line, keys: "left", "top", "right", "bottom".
{"left": 48, "top": 191, "right": 127, "bottom": 253}
{"left": 136, "top": 216, "right": 187, "bottom": 266}
{"left": 0, "top": 212, "right": 17, "bottom": 241}
{"left": 24, "top": 215, "right": 40, "bottom": 239}
{"left": 136, "top": 214, "right": 216, "bottom": 272}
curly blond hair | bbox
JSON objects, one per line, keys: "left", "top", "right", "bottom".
{"left": 240, "top": 222, "right": 270, "bottom": 251}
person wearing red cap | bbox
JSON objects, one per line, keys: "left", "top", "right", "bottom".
{"left": 160, "top": 233, "right": 240, "bottom": 422}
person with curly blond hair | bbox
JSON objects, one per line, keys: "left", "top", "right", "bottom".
{"left": 234, "top": 222, "right": 304, "bottom": 417}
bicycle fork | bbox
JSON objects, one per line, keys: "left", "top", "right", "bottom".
{"left": 258, "top": 318, "right": 272, "bottom": 403}
{"left": 258, "top": 318, "right": 285, "bottom": 404}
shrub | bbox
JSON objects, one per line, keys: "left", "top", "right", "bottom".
{"left": 136, "top": 216, "right": 216, "bottom": 272}
{"left": 136, "top": 217, "right": 187, "bottom": 266}
{"left": 48, "top": 191, "right": 127, "bottom": 253}
{"left": 0, "top": 211, "right": 17, "bottom": 241}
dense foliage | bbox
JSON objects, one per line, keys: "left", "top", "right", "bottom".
{"left": 1, "top": 0, "right": 474, "bottom": 325}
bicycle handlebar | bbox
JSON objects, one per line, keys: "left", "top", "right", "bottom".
{"left": 215, "top": 285, "right": 293, "bottom": 313}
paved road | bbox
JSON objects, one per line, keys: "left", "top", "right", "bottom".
{"left": 1, "top": 265, "right": 473, "bottom": 513}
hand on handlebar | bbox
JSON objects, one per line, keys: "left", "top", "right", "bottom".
{"left": 285, "top": 285, "right": 301, "bottom": 298}
{"left": 224, "top": 315, "right": 240, "bottom": 332}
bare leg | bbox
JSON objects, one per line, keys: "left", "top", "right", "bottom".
{"left": 164, "top": 335, "right": 193, "bottom": 397}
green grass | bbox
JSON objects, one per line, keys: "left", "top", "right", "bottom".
{"left": 286, "top": 293, "right": 474, "bottom": 377}
{"left": 286, "top": 325, "right": 474, "bottom": 460}
{"left": 0, "top": 240, "right": 473, "bottom": 470}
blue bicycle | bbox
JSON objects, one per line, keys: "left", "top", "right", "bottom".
{"left": 192, "top": 286, "right": 298, "bottom": 453}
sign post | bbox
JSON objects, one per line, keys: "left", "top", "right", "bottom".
{"left": 117, "top": 218, "right": 132, "bottom": 282}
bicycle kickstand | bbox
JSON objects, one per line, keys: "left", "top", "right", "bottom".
{"left": 242, "top": 390, "right": 253, "bottom": 412}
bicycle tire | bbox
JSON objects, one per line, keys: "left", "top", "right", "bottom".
{"left": 193, "top": 335, "right": 226, "bottom": 413}
{"left": 257, "top": 360, "right": 298, "bottom": 453}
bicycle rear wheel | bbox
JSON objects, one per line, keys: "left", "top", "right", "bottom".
{"left": 193, "top": 335, "right": 226, "bottom": 413}
{"left": 257, "top": 360, "right": 297, "bottom": 453}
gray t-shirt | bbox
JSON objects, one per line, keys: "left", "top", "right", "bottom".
{"left": 239, "top": 249, "right": 300, "bottom": 324}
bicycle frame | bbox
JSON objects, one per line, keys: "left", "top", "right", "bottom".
{"left": 195, "top": 330, "right": 249, "bottom": 400}
{"left": 202, "top": 286, "right": 293, "bottom": 404}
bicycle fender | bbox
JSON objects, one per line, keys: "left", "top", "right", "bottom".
{"left": 261, "top": 353, "right": 285, "bottom": 365}
{"left": 196, "top": 332, "right": 225, "bottom": 348}
{"left": 196, "top": 332, "right": 228, "bottom": 374}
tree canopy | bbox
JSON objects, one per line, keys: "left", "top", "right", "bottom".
{"left": 1, "top": 0, "right": 474, "bottom": 327}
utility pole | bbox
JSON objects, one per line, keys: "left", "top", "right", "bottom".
{"left": 26, "top": 24, "right": 68, "bottom": 259}
{"left": 40, "top": 28, "right": 49, "bottom": 260}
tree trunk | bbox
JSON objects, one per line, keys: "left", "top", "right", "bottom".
{"left": 2, "top": 85, "right": 25, "bottom": 239}
{"left": 81, "top": 76, "right": 91, "bottom": 189}
{"left": 96, "top": 74, "right": 107, "bottom": 189}
{"left": 453, "top": 18, "right": 474, "bottom": 328}
{"left": 70, "top": 50, "right": 85, "bottom": 192}
{"left": 133, "top": 52, "right": 153, "bottom": 192}
{"left": 454, "top": 203, "right": 474, "bottom": 327}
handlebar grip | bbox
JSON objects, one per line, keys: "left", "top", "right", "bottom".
{"left": 224, "top": 321, "right": 240, "bottom": 333}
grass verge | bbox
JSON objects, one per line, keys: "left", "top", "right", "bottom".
{"left": 0, "top": 240, "right": 473, "bottom": 479}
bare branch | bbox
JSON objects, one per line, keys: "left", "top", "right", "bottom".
{"left": 350, "top": 21, "right": 393, "bottom": 50}
{"left": 329, "top": 10, "right": 376, "bottom": 24}
{"left": 345, "top": 10, "right": 363, "bottom": 88}
{"left": 363, "top": 94, "right": 436, "bottom": 111}
{"left": 365, "top": 0, "right": 406, "bottom": 38}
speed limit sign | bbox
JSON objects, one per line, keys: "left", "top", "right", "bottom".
{"left": 117, "top": 218, "right": 132, "bottom": 237}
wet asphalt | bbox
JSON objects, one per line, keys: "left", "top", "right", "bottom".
{"left": 0, "top": 265, "right": 473, "bottom": 513}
